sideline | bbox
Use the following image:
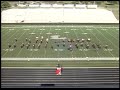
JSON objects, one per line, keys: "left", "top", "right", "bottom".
{"left": 1, "top": 57, "right": 119, "bottom": 60}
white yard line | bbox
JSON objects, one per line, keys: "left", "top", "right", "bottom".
{"left": 94, "top": 27, "right": 118, "bottom": 49}
{"left": 2, "top": 28, "right": 25, "bottom": 57}
{"left": 16, "top": 30, "right": 28, "bottom": 57}
{"left": 2, "top": 28, "right": 10, "bottom": 37}
{"left": 38, "top": 26, "right": 44, "bottom": 58}
{"left": 29, "top": 26, "right": 37, "bottom": 58}
{"left": 2, "top": 51, "right": 9, "bottom": 58}
{"left": 42, "top": 26, "right": 47, "bottom": 58}
{"left": 86, "top": 29, "right": 101, "bottom": 57}
{"left": 1, "top": 67, "right": 119, "bottom": 68}
{"left": 105, "top": 30, "right": 118, "bottom": 40}
{"left": 57, "top": 25, "right": 60, "bottom": 58}
{"left": 100, "top": 27, "right": 118, "bottom": 41}
{"left": 93, "top": 26, "right": 115, "bottom": 57}
{"left": 90, "top": 28, "right": 115, "bottom": 58}
{"left": 44, "top": 25, "right": 52, "bottom": 58}
{"left": 1, "top": 57, "right": 119, "bottom": 60}
{"left": 5, "top": 28, "right": 20, "bottom": 42}
{"left": 72, "top": 25, "right": 87, "bottom": 57}
{"left": 76, "top": 27, "right": 88, "bottom": 57}
{"left": 65, "top": 26, "right": 74, "bottom": 58}
{"left": 2, "top": 26, "right": 119, "bottom": 28}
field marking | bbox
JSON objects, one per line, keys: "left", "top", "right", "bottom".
{"left": 37, "top": 26, "right": 44, "bottom": 58}
{"left": 64, "top": 32, "right": 69, "bottom": 33}
{"left": 84, "top": 27, "right": 101, "bottom": 58}
{"left": 2, "top": 29, "right": 15, "bottom": 56}
{"left": 17, "top": 25, "right": 36, "bottom": 58}
{"left": 95, "top": 27, "right": 118, "bottom": 58}
{"left": 101, "top": 27, "right": 118, "bottom": 40}
{"left": 29, "top": 33, "right": 35, "bottom": 35}
{"left": 90, "top": 27, "right": 115, "bottom": 58}
{"left": 1, "top": 57, "right": 119, "bottom": 60}
{"left": 16, "top": 30, "right": 29, "bottom": 57}
{"left": 29, "top": 26, "right": 38, "bottom": 58}
{"left": 4, "top": 27, "right": 20, "bottom": 42}
{"left": 77, "top": 27, "right": 88, "bottom": 57}
{"left": 1, "top": 26, "right": 118, "bottom": 57}
{"left": 44, "top": 26, "right": 50, "bottom": 58}
{"left": 82, "top": 33, "right": 88, "bottom": 34}
{"left": 24, "top": 28, "right": 30, "bottom": 30}
{"left": 2, "top": 28, "right": 20, "bottom": 47}
{"left": 46, "top": 32, "right": 52, "bottom": 34}
{"left": 65, "top": 26, "right": 74, "bottom": 58}
{"left": 87, "top": 27, "right": 103, "bottom": 57}
{"left": 55, "top": 29, "right": 61, "bottom": 30}
{"left": 2, "top": 28, "right": 26, "bottom": 57}
{"left": 57, "top": 25, "right": 60, "bottom": 58}
{"left": 2, "top": 28, "right": 11, "bottom": 37}
{"left": 72, "top": 26, "right": 86, "bottom": 57}
{"left": 2, "top": 26, "right": 119, "bottom": 28}
{"left": 94, "top": 27, "right": 118, "bottom": 49}
{"left": 1, "top": 66, "right": 119, "bottom": 68}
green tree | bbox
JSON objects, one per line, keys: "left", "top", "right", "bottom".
{"left": 1, "top": 1, "right": 11, "bottom": 9}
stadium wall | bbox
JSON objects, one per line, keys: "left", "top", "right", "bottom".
{"left": 1, "top": 23, "right": 119, "bottom": 26}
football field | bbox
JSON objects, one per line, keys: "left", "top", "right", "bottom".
{"left": 1, "top": 24, "right": 119, "bottom": 67}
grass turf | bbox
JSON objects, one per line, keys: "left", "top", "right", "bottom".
{"left": 1, "top": 24, "right": 119, "bottom": 67}
{"left": 2, "top": 60, "right": 119, "bottom": 67}
{"left": 2, "top": 24, "right": 119, "bottom": 58}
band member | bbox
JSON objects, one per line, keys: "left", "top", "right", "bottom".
{"left": 8, "top": 43, "right": 11, "bottom": 48}
{"left": 26, "top": 44, "right": 29, "bottom": 49}
{"left": 80, "top": 43, "right": 83, "bottom": 47}
{"left": 46, "top": 38, "right": 49, "bottom": 43}
{"left": 92, "top": 43, "right": 96, "bottom": 49}
{"left": 57, "top": 43, "right": 59, "bottom": 47}
{"left": 40, "top": 39, "right": 43, "bottom": 43}
{"left": 104, "top": 45, "right": 108, "bottom": 49}
{"left": 41, "top": 36, "right": 44, "bottom": 40}
{"left": 55, "top": 64, "right": 63, "bottom": 75}
{"left": 77, "top": 39, "right": 80, "bottom": 42}
{"left": 15, "top": 38, "right": 17, "bottom": 42}
{"left": 86, "top": 44, "right": 89, "bottom": 49}
{"left": 33, "top": 44, "right": 35, "bottom": 49}
{"left": 75, "top": 43, "right": 79, "bottom": 49}
{"left": 26, "top": 38, "right": 28, "bottom": 41}
{"left": 87, "top": 38, "right": 91, "bottom": 42}
{"left": 13, "top": 43, "right": 16, "bottom": 48}
{"left": 36, "top": 39, "right": 38, "bottom": 43}
{"left": 81, "top": 38, "right": 85, "bottom": 42}
{"left": 62, "top": 39, "right": 65, "bottom": 42}
{"left": 63, "top": 43, "right": 65, "bottom": 47}
{"left": 29, "top": 39, "right": 31, "bottom": 43}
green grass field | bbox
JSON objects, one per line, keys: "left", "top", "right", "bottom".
{"left": 2, "top": 60, "right": 119, "bottom": 67}
{"left": 1, "top": 24, "right": 119, "bottom": 67}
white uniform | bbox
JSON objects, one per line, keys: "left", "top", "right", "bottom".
{"left": 41, "top": 36, "right": 43, "bottom": 39}
{"left": 46, "top": 38, "right": 48, "bottom": 42}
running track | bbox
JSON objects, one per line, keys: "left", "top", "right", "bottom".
{"left": 1, "top": 67, "right": 119, "bottom": 88}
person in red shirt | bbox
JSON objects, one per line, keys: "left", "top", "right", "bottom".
{"left": 55, "top": 64, "right": 63, "bottom": 75}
